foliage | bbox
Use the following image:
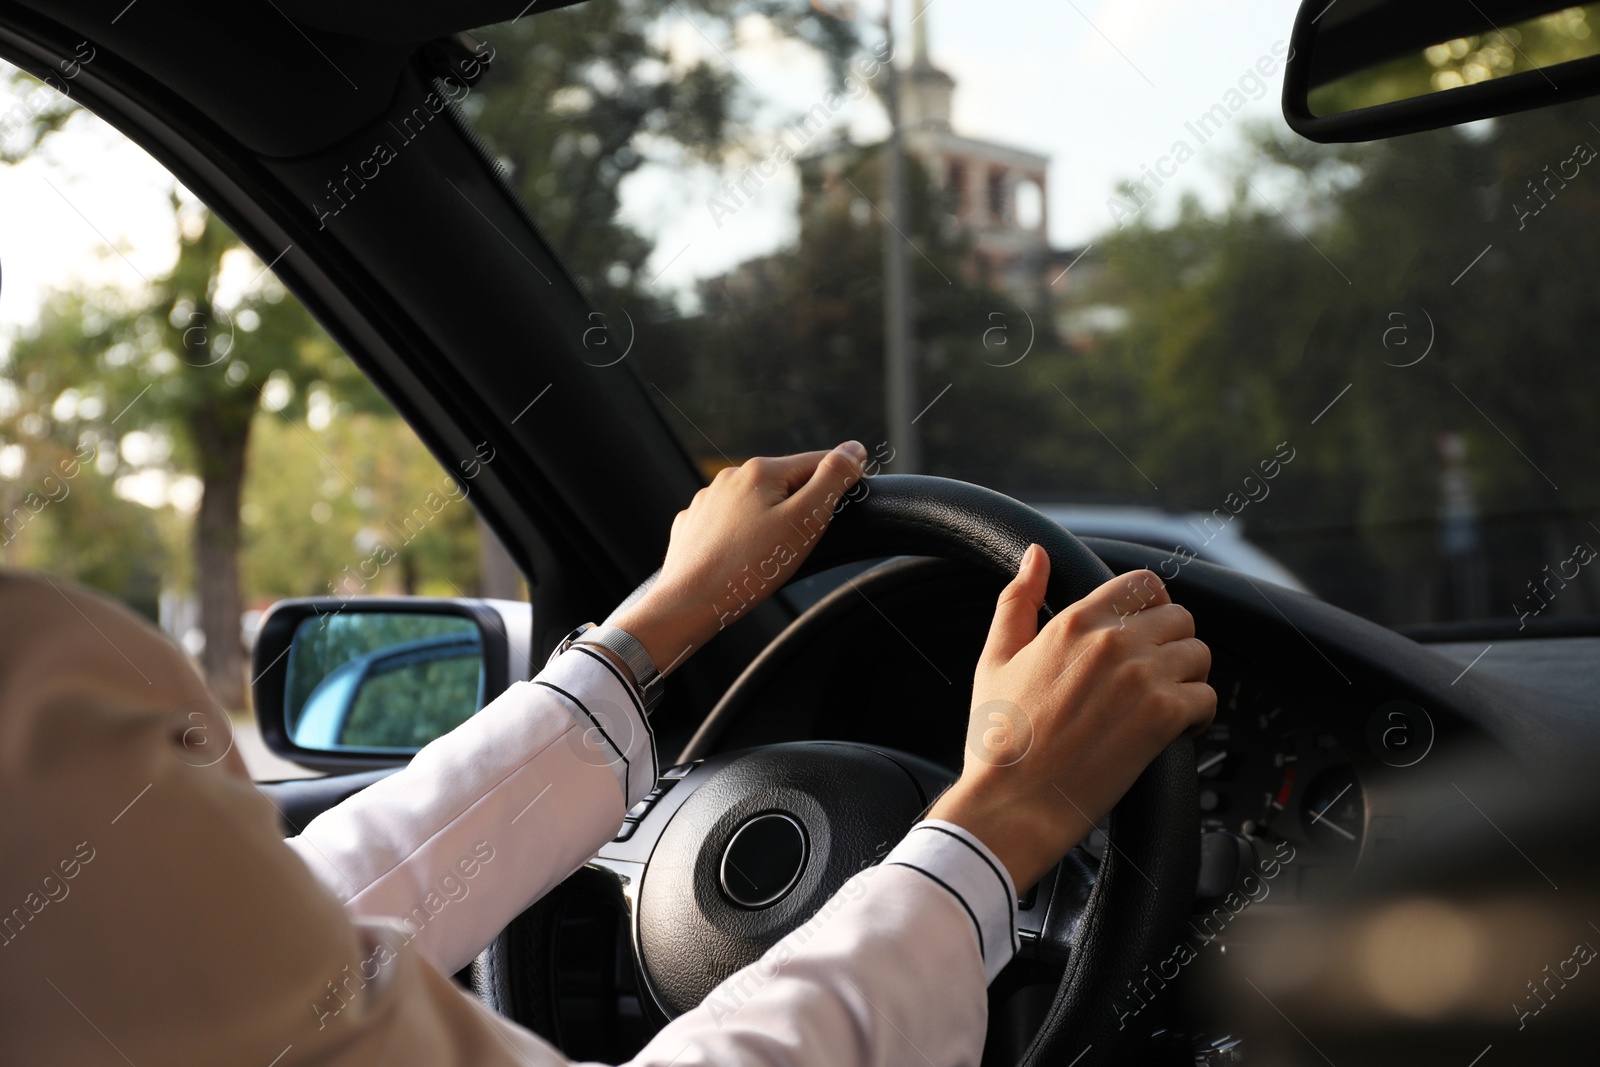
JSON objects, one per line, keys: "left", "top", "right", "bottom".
{"left": 0, "top": 430, "right": 170, "bottom": 619}
{"left": 342, "top": 654, "right": 482, "bottom": 748}
{"left": 0, "top": 202, "right": 374, "bottom": 703}
{"left": 1081, "top": 108, "right": 1600, "bottom": 622}
{"left": 241, "top": 414, "right": 482, "bottom": 603}
{"left": 0, "top": 61, "right": 82, "bottom": 165}
{"left": 469, "top": 0, "right": 858, "bottom": 312}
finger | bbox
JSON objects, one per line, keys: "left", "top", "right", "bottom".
{"left": 1083, "top": 569, "right": 1171, "bottom": 622}
{"left": 1176, "top": 680, "right": 1218, "bottom": 734}
{"left": 743, "top": 449, "right": 832, "bottom": 499}
{"left": 980, "top": 544, "right": 1049, "bottom": 665}
{"left": 784, "top": 441, "right": 868, "bottom": 513}
{"left": 1118, "top": 602, "right": 1195, "bottom": 644}
{"left": 1154, "top": 636, "right": 1211, "bottom": 683}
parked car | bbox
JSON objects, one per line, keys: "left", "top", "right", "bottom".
{"left": 289, "top": 630, "right": 484, "bottom": 750}
{"left": 1031, "top": 504, "right": 1312, "bottom": 594}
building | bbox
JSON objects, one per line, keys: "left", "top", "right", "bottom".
{"left": 800, "top": 1, "right": 1087, "bottom": 315}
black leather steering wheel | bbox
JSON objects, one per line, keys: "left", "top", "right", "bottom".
{"left": 477, "top": 475, "right": 1198, "bottom": 1066}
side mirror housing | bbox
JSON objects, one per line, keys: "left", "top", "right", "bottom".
{"left": 252, "top": 597, "right": 532, "bottom": 772}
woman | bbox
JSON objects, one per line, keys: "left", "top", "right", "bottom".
{"left": 0, "top": 442, "right": 1213, "bottom": 1065}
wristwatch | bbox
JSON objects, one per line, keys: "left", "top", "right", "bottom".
{"left": 552, "top": 622, "right": 665, "bottom": 714}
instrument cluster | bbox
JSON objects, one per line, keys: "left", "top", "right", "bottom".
{"left": 1196, "top": 656, "right": 1365, "bottom": 898}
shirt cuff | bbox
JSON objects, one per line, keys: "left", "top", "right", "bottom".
{"left": 881, "top": 819, "right": 1019, "bottom": 984}
{"left": 533, "top": 645, "right": 658, "bottom": 809}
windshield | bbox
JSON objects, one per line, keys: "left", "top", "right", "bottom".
{"left": 465, "top": 0, "right": 1600, "bottom": 634}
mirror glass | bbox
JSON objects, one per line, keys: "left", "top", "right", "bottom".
{"left": 1309, "top": 3, "right": 1600, "bottom": 117}
{"left": 284, "top": 613, "right": 485, "bottom": 752}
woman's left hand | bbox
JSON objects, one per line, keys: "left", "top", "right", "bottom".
{"left": 609, "top": 442, "right": 870, "bottom": 674}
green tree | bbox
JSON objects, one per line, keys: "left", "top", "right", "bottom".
{"left": 1079, "top": 105, "right": 1600, "bottom": 624}
{"left": 241, "top": 413, "right": 482, "bottom": 603}
{"left": 0, "top": 384, "right": 170, "bottom": 620}
{"left": 3, "top": 201, "right": 375, "bottom": 707}
{"left": 4, "top": 62, "right": 388, "bottom": 704}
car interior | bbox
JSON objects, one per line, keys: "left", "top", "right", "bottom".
{"left": 3, "top": 0, "right": 1599, "bottom": 1064}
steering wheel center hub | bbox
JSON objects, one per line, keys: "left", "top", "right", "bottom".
{"left": 635, "top": 742, "right": 932, "bottom": 1016}
{"left": 720, "top": 813, "right": 808, "bottom": 908}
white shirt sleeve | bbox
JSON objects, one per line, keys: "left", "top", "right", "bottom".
{"left": 622, "top": 821, "right": 1018, "bottom": 1067}
{"left": 878, "top": 819, "right": 1020, "bottom": 984}
{"left": 284, "top": 645, "right": 657, "bottom": 976}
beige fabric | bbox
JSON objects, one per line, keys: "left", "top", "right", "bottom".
{"left": 0, "top": 570, "right": 1001, "bottom": 1066}
{"left": 0, "top": 570, "right": 555, "bottom": 1063}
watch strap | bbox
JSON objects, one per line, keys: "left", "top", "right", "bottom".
{"left": 557, "top": 622, "right": 664, "bottom": 714}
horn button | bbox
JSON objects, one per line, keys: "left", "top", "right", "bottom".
{"left": 721, "top": 813, "right": 808, "bottom": 908}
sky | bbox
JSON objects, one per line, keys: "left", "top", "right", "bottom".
{"left": 0, "top": 0, "right": 1306, "bottom": 336}
{"left": 0, "top": 106, "right": 180, "bottom": 334}
{"left": 623, "top": 0, "right": 1305, "bottom": 296}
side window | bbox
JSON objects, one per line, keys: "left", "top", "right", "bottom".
{"left": 0, "top": 58, "right": 521, "bottom": 776}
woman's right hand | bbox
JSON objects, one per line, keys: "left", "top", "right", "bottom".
{"left": 927, "top": 546, "right": 1216, "bottom": 891}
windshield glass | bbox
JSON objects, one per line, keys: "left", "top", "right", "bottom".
{"left": 466, "top": 0, "right": 1600, "bottom": 633}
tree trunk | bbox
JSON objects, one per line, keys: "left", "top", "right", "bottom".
{"left": 400, "top": 551, "right": 419, "bottom": 596}
{"left": 194, "top": 416, "right": 252, "bottom": 710}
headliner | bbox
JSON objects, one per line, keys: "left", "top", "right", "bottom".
{"left": 12, "top": 0, "right": 587, "bottom": 156}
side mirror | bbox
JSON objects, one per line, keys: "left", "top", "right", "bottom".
{"left": 1285, "top": 0, "right": 1600, "bottom": 143}
{"left": 252, "top": 597, "right": 532, "bottom": 772}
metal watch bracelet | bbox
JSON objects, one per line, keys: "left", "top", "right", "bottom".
{"left": 555, "top": 621, "right": 664, "bottom": 714}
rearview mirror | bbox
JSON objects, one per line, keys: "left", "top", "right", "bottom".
{"left": 1285, "top": 0, "right": 1600, "bottom": 142}
{"left": 253, "top": 597, "right": 531, "bottom": 773}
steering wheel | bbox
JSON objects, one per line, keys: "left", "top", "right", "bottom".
{"left": 476, "top": 475, "right": 1198, "bottom": 1066}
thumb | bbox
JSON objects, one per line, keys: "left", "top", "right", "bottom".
{"left": 981, "top": 544, "right": 1049, "bottom": 665}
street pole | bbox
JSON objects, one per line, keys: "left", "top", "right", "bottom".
{"left": 881, "top": 1, "right": 919, "bottom": 473}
